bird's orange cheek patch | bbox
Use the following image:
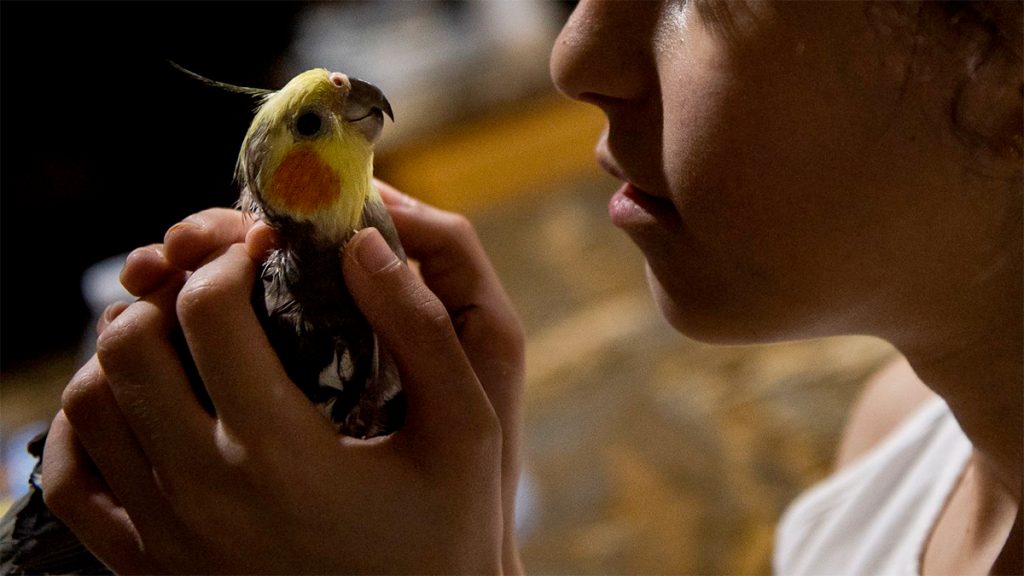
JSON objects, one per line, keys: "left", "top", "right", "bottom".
{"left": 268, "top": 148, "right": 339, "bottom": 215}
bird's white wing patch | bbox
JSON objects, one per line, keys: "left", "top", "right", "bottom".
{"left": 318, "top": 350, "right": 345, "bottom": 392}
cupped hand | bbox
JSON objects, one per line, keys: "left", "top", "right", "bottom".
{"left": 367, "top": 182, "right": 526, "bottom": 574}
{"left": 44, "top": 185, "right": 525, "bottom": 574}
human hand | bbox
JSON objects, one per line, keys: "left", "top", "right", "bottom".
{"left": 374, "top": 183, "right": 526, "bottom": 575}
{"left": 43, "top": 184, "right": 526, "bottom": 574}
{"left": 117, "top": 207, "right": 264, "bottom": 298}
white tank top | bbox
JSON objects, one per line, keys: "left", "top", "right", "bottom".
{"left": 773, "top": 397, "right": 973, "bottom": 575}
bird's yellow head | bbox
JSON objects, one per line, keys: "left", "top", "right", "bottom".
{"left": 235, "top": 69, "right": 394, "bottom": 242}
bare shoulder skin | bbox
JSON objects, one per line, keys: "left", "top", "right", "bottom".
{"left": 835, "top": 357, "right": 936, "bottom": 470}
{"left": 835, "top": 356, "right": 1019, "bottom": 569}
{"left": 835, "top": 357, "right": 1021, "bottom": 574}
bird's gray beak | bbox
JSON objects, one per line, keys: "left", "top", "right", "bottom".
{"left": 344, "top": 77, "right": 394, "bottom": 143}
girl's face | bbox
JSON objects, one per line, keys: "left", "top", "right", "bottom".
{"left": 551, "top": 1, "right": 1020, "bottom": 344}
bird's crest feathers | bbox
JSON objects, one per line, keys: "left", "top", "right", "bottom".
{"left": 167, "top": 60, "right": 273, "bottom": 99}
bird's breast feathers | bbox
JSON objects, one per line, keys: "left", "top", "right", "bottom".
{"left": 267, "top": 146, "right": 340, "bottom": 215}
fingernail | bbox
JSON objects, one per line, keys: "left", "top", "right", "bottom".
{"left": 164, "top": 221, "right": 198, "bottom": 243}
{"left": 245, "top": 222, "right": 280, "bottom": 261}
{"left": 378, "top": 184, "right": 416, "bottom": 208}
{"left": 124, "top": 245, "right": 161, "bottom": 266}
{"left": 351, "top": 227, "right": 399, "bottom": 273}
{"left": 121, "top": 245, "right": 164, "bottom": 280}
{"left": 102, "top": 301, "right": 129, "bottom": 322}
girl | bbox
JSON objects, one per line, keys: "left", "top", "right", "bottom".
{"left": 44, "top": 1, "right": 1020, "bottom": 573}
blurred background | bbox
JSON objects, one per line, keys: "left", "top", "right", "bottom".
{"left": 1, "top": 2, "right": 895, "bottom": 573}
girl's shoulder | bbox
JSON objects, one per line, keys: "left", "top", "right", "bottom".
{"left": 835, "top": 355, "right": 937, "bottom": 470}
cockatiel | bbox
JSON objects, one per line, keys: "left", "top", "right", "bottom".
{"left": 1, "top": 67, "right": 403, "bottom": 574}
{"left": 238, "top": 68, "right": 405, "bottom": 437}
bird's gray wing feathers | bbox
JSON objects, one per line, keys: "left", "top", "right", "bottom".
{"left": 0, "top": 432, "right": 111, "bottom": 575}
{"left": 254, "top": 242, "right": 404, "bottom": 438}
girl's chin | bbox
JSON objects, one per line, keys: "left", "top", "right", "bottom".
{"left": 644, "top": 262, "right": 753, "bottom": 345}
{"left": 645, "top": 262, "right": 836, "bottom": 345}
{"left": 645, "top": 264, "right": 689, "bottom": 333}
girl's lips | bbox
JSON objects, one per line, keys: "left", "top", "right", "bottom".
{"left": 609, "top": 182, "right": 680, "bottom": 229}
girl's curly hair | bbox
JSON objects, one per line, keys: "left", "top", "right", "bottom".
{"left": 932, "top": 1, "right": 1022, "bottom": 160}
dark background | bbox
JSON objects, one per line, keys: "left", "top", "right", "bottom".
{"left": 1, "top": 2, "right": 306, "bottom": 370}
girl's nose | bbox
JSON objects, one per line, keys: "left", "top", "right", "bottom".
{"left": 549, "top": 0, "right": 660, "bottom": 106}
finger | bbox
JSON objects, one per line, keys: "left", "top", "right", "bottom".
{"left": 244, "top": 220, "right": 279, "bottom": 262}
{"left": 61, "top": 356, "right": 180, "bottom": 543}
{"left": 163, "top": 208, "right": 255, "bottom": 272}
{"left": 343, "top": 227, "right": 496, "bottom": 440}
{"left": 377, "top": 181, "right": 521, "bottom": 339}
{"left": 96, "top": 277, "right": 217, "bottom": 475}
{"left": 96, "top": 301, "right": 130, "bottom": 335}
{"left": 375, "top": 179, "right": 418, "bottom": 209}
{"left": 176, "top": 243, "right": 321, "bottom": 436}
{"left": 377, "top": 185, "right": 524, "bottom": 432}
{"left": 121, "top": 244, "right": 180, "bottom": 297}
{"left": 375, "top": 184, "right": 524, "bottom": 533}
{"left": 42, "top": 412, "right": 151, "bottom": 575}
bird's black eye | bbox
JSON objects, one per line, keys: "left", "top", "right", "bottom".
{"left": 295, "top": 111, "right": 322, "bottom": 137}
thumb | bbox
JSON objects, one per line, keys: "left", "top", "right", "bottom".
{"left": 342, "top": 227, "right": 496, "bottom": 439}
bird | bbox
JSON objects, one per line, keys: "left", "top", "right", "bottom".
{"left": 236, "top": 67, "right": 406, "bottom": 438}
{"left": 1, "top": 65, "right": 403, "bottom": 574}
